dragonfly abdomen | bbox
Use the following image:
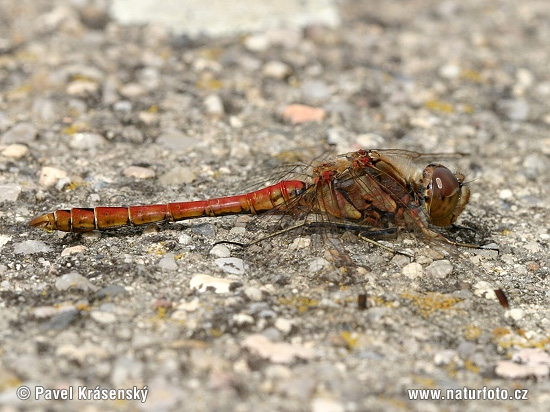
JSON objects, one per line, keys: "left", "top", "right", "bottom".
{"left": 29, "top": 180, "right": 307, "bottom": 232}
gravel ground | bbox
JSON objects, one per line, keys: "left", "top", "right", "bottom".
{"left": 1, "top": 1, "right": 549, "bottom": 411}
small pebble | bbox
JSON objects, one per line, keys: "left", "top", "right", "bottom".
{"left": 402, "top": 262, "right": 423, "bottom": 278}
{"left": 0, "top": 235, "right": 11, "bottom": 249}
{"left": 522, "top": 153, "right": 549, "bottom": 180}
{"left": 0, "top": 183, "right": 21, "bottom": 202}
{"left": 68, "top": 132, "right": 106, "bottom": 150}
{"left": 0, "top": 123, "right": 37, "bottom": 144}
{"left": 499, "top": 189, "right": 513, "bottom": 200}
{"left": 524, "top": 241, "right": 540, "bottom": 253}
{"left": 311, "top": 397, "right": 345, "bottom": 412}
{"left": 473, "top": 281, "right": 497, "bottom": 301}
{"left": 232, "top": 313, "right": 255, "bottom": 326}
{"left": 274, "top": 318, "right": 293, "bottom": 335}
{"left": 66, "top": 80, "right": 99, "bottom": 96}
{"left": 505, "top": 308, "right": 525, "bottom": 321}
{"left": 156, "top": 128, "right": 198, "bottom": 151}
{"left": 119, "top": 82, "right": 146, "bottom": 98}
{"left": 13, "top": 240, "right": 51, "bottom": 254}
{"left": 178, "top": 234, "right": 193, "bottom": 245}
{"left": 158, "top": 253, "right": 178, "bottom": 271}
{"left": 32, "top": 98, "right": 58, "bottom": 124}
{"left": 55, "top": 272, "right": 99, "bottom": 292}
{"left": 2, "top": 143, "right": 29, "bottom": 158}
{"left": 241, "top": 333, "right": 315, "bottom": 364}
{"left": 244, "top": 34, "right": 270, "bottom": 52}
{"left": 457, "top": 341, "right": 477, "bottom": 358}
{"left": 244, "top": 286, "right": 263, "bottom": 301}
{"left": 281, "top": 104, "right": 326, "bottom": 124}
{"left": 438, "top": 63, "right": 461, "bottom": 79}
{"left": 121, "top": 125, "right": 145, "bottom": 143}
{"left": 159, "top": 165, "right": 197, "bottom": 185}
{"left": 301, "top": 79, "right": 331, "bottom": 101}
{"left": 308, "top": 257, "right": 330, "bottom": 272}
{"left": 355, "top": 133, "right": 385, "bottom": 147}
{"left": 123, "top": 165, "right": 156, "bottom": 179}
{"left": 95, "top": 285, "right": 127, "bottom": 299}
{"left": 214, "top": 257, "right": 247, "bottom": 274}
{"left": 289, "top": 237, "right": 311, "bottom": 250}
{"left": 425, "top": 260, "right": 453, "bottom": 278}
{"left": 190, "top": 274, "right": 234, "bottom": 293}
{"left": 204, "top": 94, "right": 224, "bottom": 116}
{"left": 40, "top": 309, "right": 79, "bottom": 330}
{"left": 31, "top": 306, "right": 63, "bottom": 319}
{"left": 90, "top": 311, "right": 117, "bottom": 324}
{"left": 262, "top": 60, "right": 292, "bottom": 79}
{"left": 39, "top": 166, "right": 68, "bottom": 187}
{"left": 495, "top": 348, "right": 550, "bottom": 380}
{"left": 61, "top": 245, "right": 87, "bottom": 256}
{"left": 191, "top": 223, "right": 216, "bottom": 237}
{"left": 496, "top": 98, "right": 530, "bottom": 121}
{"left": 434, "top": 349, "right": 458, "bottom": 365}
{"left": 209, "top": 244, "right": 231, "bottom": 258}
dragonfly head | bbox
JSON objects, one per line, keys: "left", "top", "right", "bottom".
{"left": 422, "top": 164, "right": 470, "bottom": 227}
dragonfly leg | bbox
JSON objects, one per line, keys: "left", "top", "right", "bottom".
{"left": 450, "top": 223, "right": 477, "bottom": 234}
{"left": 423, "top": 227, "right": 500, "bottom": 253}
{"left": 214, "top": 222, "right": 309, "bottom": 249}
{"left": 357, "top": 232, "right": 414, "bottom": 258}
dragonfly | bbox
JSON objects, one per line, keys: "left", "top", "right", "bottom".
{"left": 29, "top": 149, "right": 481, "bottom": 250}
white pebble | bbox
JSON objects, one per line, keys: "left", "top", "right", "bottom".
{"left": 289, "top": 237, "right": 311, "bottom": 250}
{"left": 434, "top": 349, "right": 458, "bottom": 365}
{"left": 499, "top": 189, "right": 513, "bottom": 200}
{"left": 66, "top": 80, "right": 99, "bottom": 96}
{"left": 505, "top": 308, "right": 525, "bottom": 321}
{"left": 204, "top": 94, "right": 224, "bottom": 116}
{"left": 439, "top": 63, "right": 461, "bottom": 79}
{"left": 13, "top": 240, "right": 51, "bottom": 254}
{"left": 123, "top": 166, "right": 156, "bottom": 179}
{"left": 209, "top": 244, "right": 231, "bottom": 258}
{"left": 244, "top": 286, "right": 263, "bottom": 301}
{"left": 473, "top": 281, "right": 497, "bottom": 301}
{"left": 39, "top": 166, "right": 68, "bottom": 187}
{"left": 69, "top": 132, "right": 106, "bottom": 150}
{"left": 214, "top": 257, "right": 247, "bottom": 274}
{"left": 2, "top": 143, "right": 29, "bottom": 158}
{"left": 262, "top": 60, "right": 292, "bottom": 79}
{"left": 308, "top": 257, "right": 330, "bottom": 272}
{"left": 244, "top": 34, "right": 270, "bottom": 51}
{"left": 311, "top": 397, "right": 345, "bottom": 412}
{"left": 232, "top": 313, "right": 255, "bottom": 325}
{"left": 158, "top": 253, "right": 178, "bottom": 271}
{"left": 274, "top": 318, "right": 293, "bottom": 334}
{"left": 402, "top": 262, "right": 423, "bottom": 278}
{"left": 190, "top": 274, "right": 234, "bottom": 294}
{"left": 159, "top": 165, "right": 197, "bottom": 185}
{"left": 0, "top": 183, "right": 21, "bottom": 202}
{"left": 355, "top": 133, "right": 385, "bottom": 147}
{"left": 1, "top": 123, "right": 37, "bottom": 144}
{"left": 61, "top": 245, "right": 87, "bottom": 257}
{"left": 90, "top": 311, "right": 117, "bottom": 324}
{"left": 55, "top": 272, "right": 99, "bottom": 292}
{"left": 178, "top": 234, "right": 192, "bottom": 245}
{"left": 0, "top": 235, "right": 12, "bottom": 249}
{"left": 425, "top": 260, "right": 453, "bottom": 278}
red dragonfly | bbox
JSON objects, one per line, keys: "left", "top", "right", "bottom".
{"left": 30, "top": 149, "right": 477, "bottom": 249}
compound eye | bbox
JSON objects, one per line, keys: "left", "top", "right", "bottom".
{"left": 433, "top": 166, "right": 460, "bottom": 199}
{"left": 426, "top": 166, "right": 461, "bottom": 226}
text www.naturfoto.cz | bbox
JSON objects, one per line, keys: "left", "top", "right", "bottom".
{"left": 408, "top": 386, "right": 528, "bottom": 401}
